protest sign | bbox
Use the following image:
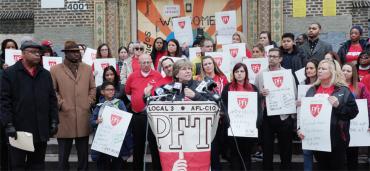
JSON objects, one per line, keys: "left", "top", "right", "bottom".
{"left": 301, "top": 97, "right": 332, "bottom": 152}
{"left": 228, "top": 92, "right": 258, "bottom": 137}
{"left": 94, "top": 58, "right": 117, "bottom": 86}
{"left": 91, "top": 106, "right": 132, "bottom": 157}
{"left": 222, "top": 43, "right": 246, "bottom": 69}
{"left": 215, "top": 10, "right": 237, "bottom": 45}
{"left": 263, "top": 69, "right": 296, "bottom": 115}
{"left": 349, "top": 99, "right": 370, "bottom": 147}
{"left": 243, "top": 58, "right": 268, "bottom": 84}
{"left": 42, "top": 56, "right": 62, "bottom": 71}
{"left": 173, "top": 16, "right": 193, "bottom": 46}
{"left": 5, "top": 49, "right": 22, "bottom": 66}
{"left": 82, "top": 48, "right": 96, "bottom": 66}
{"left": 147, "top": 101, "right": 220, "bottom": 171}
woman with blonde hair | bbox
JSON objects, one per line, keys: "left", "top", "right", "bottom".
{"left": 251, "top": 43, "right": 265, "bottom": 58}
{"left": 196, "top": 56, "right": 228, "bottom": 94}
{"left": 232, "top": 31, "right": 252, "bottom": 58}
{"left": 299, "top": 59, "right": 358, "bottom": 170}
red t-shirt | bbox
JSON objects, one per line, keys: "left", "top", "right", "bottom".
{"left": 213, "top": 75, "right": 229, "bottom": 94}
{"left": 131, "top": 56, "right": 140, "bottom": 73}
{"left": 361, "top": 74, "right": 370, "bottom": 92}
{"left": 229, "top": 83, "right": 246, "bottom": 91}
{"left": 316, "top": 85, "right": 335, "bottom": 95}
{"left": 125, "top": 70, "right": 163, "bottom": 113}
{"left": 245, "top": 48, "right": 252, "bottom": 58}
{"left": 154, "top": 51, "right": 167, "bottom": 70}
{"left": 346, "top": 44, "right": 362, "bottom": 63}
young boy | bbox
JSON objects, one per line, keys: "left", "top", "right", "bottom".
{"left": 90, "top": 81, "right": 133, "bottom": 170}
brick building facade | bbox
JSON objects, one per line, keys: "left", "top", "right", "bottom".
{"left": 0, "top": 0, "right": 369, "bottom": 56}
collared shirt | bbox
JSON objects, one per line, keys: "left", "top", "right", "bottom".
{"left": 309, "top": 38, "right": 319, "bottom": 52}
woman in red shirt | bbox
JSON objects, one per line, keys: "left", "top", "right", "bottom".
{"left": 150, "top": 37, "right": 167, "bottom": 70}
{"left": 232, "top": 31, "right": 252, "bottom": 58}
{"left": 342, "top": 63, "right": 370, "bottom": 170}
{"left": 356, "top": 51, "right": 370, "bottom": 81}
{"left": 197, "top": 56, "right": 228, "bottom": 94}
{"left": 221, "top": 63, "right": 262, "bottom": 170}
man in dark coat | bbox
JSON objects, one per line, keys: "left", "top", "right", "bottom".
{"left": 299, "top": 22, "right": 333, "bottom": 64}
{"left": 0, "top": 41, "right": 59, "bottom": 170}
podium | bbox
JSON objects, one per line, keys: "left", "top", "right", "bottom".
{"left": 146, "top": 101, "right": 220, "bottom": 171}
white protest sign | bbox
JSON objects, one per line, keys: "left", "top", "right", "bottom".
{"left": 301, "top": 97, "right": 332, "bottom": 152}
{"left": 296, "top": 85, "right": 312, "bottom": 129}
{"left": 94, "top": 58, "right": 117, "bottom": 86}
{"left": 189, "top": 47, "right": 201, "bottom": 62}
{"left": 205, "top": 52, "right": 231, "bottom": 80}
{"left": 42, "top": 56, "right": 62, "bottom": 71}
{"left": 243, "top": 58, "right": 268, "bottom": 84}
{"left": 264, "top": 45, "right": 274, "bottom": 57}
{"left": 349, "top": 99, "right": 370, "bottom": 147}
{"left": 215, "top": 10, "right": 237, "bottom": 45}
{"left": 173, "top": 16, "right": 193, "bottom": 46}
{"left": 222, "top": 43, "right": 246, "bottom": 69}
{"left": 295, "top": 67, "right": 306, "bottom": 83}
{"left": 91, "top": 106, "right": 132, "bottom": 157}
{"left": 228, "top": 92, "right": 258, "bottom": 137}
{"left": 263, "top": 69, "right": 296, "bottom": 115}
{"left": 82, "top": 48, "right": 96, "bottom": 66}
{"left": 147, "top": 101, "right": 219, "bottom": 171}
{"left": 5, "top": 49, "right": 22, "bottom": 66}
{"left": 163, "top": 5, "right": 180, "bottom": 17}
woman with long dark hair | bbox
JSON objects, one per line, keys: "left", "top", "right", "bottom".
{"left": 0, "top": 39, "right": 18, "bottom": 70}
{"left": 96, "top": 43, "right": 113, "bottom": 59}
{"left": 221, "top": 63, "right": 262, "bottom": 170}
{"left": 166, "top": 39, "right": 186, "bottom": 58}
{"left": 150, "top": 37, "right": 167, "bottom": 70}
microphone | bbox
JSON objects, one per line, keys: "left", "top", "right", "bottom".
{"left": 195, "top": 80, "right": 207, "bottom": 93}
{"left": 147, "top": 88, "right": 171, "bottom": 101}
{"left": 204, "top": 77, "right": 217, "bottom": 91}
{"left": 172, "top": 82, "right": 182, "bottom": 100}
{"left": 163, "top": 84, "right": 174, "bottom": 93}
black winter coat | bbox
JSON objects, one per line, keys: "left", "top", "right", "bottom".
{"left": 0, "top": 61, "right": 59, "bottom": 142}
{"left": 306, "top": 85, "right": 358, "bottom": 147}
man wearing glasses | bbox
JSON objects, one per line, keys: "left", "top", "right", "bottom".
{"left": 125, "top": 54, "right": 162, "bottom": 170}
{"left": 0, "top": 41, "right": 59, "bottom": 170}
{"left": 131, "top": 42, "right": 146, "bottom": 73}
{"left": 254, "top": 48, "right": 296, "bottom": 170}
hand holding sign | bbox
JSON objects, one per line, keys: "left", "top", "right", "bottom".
{"left": 328, "top": 96, "right": 339, "bottom": 108}
{"left": 172, "top": 151, "right": 187, "bottom": 171}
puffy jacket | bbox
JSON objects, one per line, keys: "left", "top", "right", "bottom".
{"left": 337, "top": 39, "right": 369, "bottom": 64}
{"left": 306, "top": 85, "right": 358, "bottom": 147}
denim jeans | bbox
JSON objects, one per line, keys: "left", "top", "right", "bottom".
{"left": 303, "top": 150, "right": 313, "bottom": 171}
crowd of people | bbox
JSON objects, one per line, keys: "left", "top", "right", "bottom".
{"left": 0, "top": 22, "right": 369, "bottom": 171}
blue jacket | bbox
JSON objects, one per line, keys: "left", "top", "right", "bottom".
{"left": 90, "top": 98, "right": 133, "bottom": 160}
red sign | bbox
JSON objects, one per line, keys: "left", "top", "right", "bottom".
{"left": 237, "top": 98, "right": 248, "bottom": 109}
{"left": 272, "top": 76, "right": 283, "bottom": 88}
{"left": 159, "top": 151, "right": 210, "bottom": 171}
{"left": 213, "top": 57, "right": 223, "bottom": 67}
{"left": 110, "top": 114, "right": 122, "bottom": 126}
{"left": 178, "top": 21, "right": 185, "bottom": 29}
{"left": 251, "top": 64, "right": 261, "bottom": 74}
{"left": 13, "top": 55, "right": 22, "bottom": 61}
{"left": 229, "top": 49, "right": 238, "bottom": 58}
{"left": 221, "top": 16, "right": 230, "bottom": 24}
{"left": 310, "top": 104, "right": 322, "bottom": 118}
{"left": 48, "top": 61, "right": 57, "bottom": 66}
{"left": 101, "top": 63, "right": 109, "bottom": 69}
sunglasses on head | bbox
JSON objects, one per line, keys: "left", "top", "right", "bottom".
{"left": 135, "top": 47, "right": 144, "bottom": 51}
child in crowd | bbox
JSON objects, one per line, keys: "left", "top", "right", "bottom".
{"left": 90, "top": 81, "right": 133, "bottom": 170}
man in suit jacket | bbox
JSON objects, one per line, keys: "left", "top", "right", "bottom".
{"left": 299, "top": 22, "right": 333, "bottom": 64}
{"left": 50, "top": 41, "right": 96, "bottom": 170}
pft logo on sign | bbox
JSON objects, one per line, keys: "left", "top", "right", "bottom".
{"left": 272, "top": 76, "right": 283, "bottom": 88}
{"left": 237, "top": 98, "right": 248, "bottom": 109}
{"left": 229, "top": 49, "right": 238, "bottom": 58}
{"left": 178, "top": 21, "right": 186, "bottom": 29}
{"left": 310, "top": 104, "right": 322, "bottom": 118}
{"left": 221, "top": 16, "right": 230, "bottom": 24}
{"left": 251, "top": 64, "right": 261, "bottom": 74}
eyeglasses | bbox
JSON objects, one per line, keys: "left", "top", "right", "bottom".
{"left": 359, "top": 55, "right": 369, "bottom": 59}
{"left": 135, "top": 47, "right": 144, "bottom": 51}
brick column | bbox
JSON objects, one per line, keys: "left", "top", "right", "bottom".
{"left": 247, "top": 0, "right": 259, "bottom": 46}
{"left": 106, "top": 0, "right": 119, "bottom": 57}
{"left": 94, "top": 0, "right": 106, "bottom": 48}
{"left": 119, "top": 0, "right": 131, "bottom": 47}
{"left": 271, "top": 0, "right": 283, "bottom": 43}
